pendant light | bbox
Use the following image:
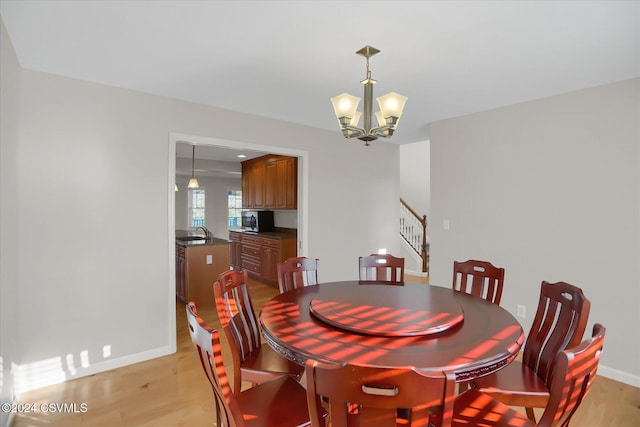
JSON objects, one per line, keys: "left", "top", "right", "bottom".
{"left": 330, "top": 45, "right": 407, "bottom": 146}
{"left": 188, "top": 145, "right": 199, "bottom": 188}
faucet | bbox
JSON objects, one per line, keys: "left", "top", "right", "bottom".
{"left": 196, "top": 226, "right": 212, "bottom": 239}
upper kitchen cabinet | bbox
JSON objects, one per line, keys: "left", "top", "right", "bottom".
{"left": 242, "top": 155, "right": 297, "bottom": 209}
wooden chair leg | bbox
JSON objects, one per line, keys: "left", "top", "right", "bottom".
{"left": 525, "top": 407, "right": 537, "bottom": 421}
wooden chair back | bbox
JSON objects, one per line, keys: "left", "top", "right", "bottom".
{"left": 185, "top": 301, "right": 243, "bottom": 427}
{"left": 213, "top": 269, "right": 261, "bottom": 391}
{"left": 306, "top": 359, "right": 456, "bottom": 427}
{"left": 277, "top": 256, "right": 320, "bottom": 293}
{"left": 451, "top": 324, "right": 606, "bottom": 427}
{"left": 523, "top": 281, "right": 591, "bottom": 385}
{"left": 452, "top": 259, "right": 505, "bottom": 304}
{"left": 358, "top": 254, "right": 405, "bottom": 283}
{"left": 537, "top": 323, "right": 606, "bottom": 426}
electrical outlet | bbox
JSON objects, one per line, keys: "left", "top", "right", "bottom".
{"left": 517, "top": 304, "right": 526, "bottom": 318}
{"left": 206, "top": 255, "right": 213, "bottom": 265}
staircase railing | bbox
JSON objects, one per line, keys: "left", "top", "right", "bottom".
{"left": 400, "top": 198, "right": 428, "bottom": 273}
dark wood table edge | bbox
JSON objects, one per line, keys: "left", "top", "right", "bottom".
{"left": 259, "top": 281, "right": 524, "bottom": 382}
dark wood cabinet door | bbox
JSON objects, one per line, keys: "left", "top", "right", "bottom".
{"left": 262, "top": 241, "right": 281, "bottom": 285}
{"left": 229, "top": 232, "right": 242, "bottom": 270}
{"left": 241, "top": 162, "right": 252, "bottom": 208}
{"left": 251, "top": 161, "right": 265, "bottom": 208}
{"left": 276, "top": 157, "right": 297, "bottom": 209}
{"left": 264, "top": 160, "right": 277, "bottom": 208}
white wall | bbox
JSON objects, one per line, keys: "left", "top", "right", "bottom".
{"left": 307, "top": 145, "right": 400, "bottom": 278}
{"left": 5, "top": 31, "right": 400, "bottom": 395}
{"left": 429, "top": 79, "right": 640, "bottom": 386}
{"left": 273, "top": 209, "right": 298, "bottom": 229}
{"left": 0, "top": 19, "right": 21, "bottom": 427}
{"left": 400, "top": 140, "right": 430, "bottom": 217}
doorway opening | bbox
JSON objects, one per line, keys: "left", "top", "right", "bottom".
{"left": 167, "top": 132, "right": 309, "bottom": 353}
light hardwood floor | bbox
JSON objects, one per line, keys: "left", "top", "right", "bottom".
{"left": 10, "top": 276, "right": 640, "bottom": 426}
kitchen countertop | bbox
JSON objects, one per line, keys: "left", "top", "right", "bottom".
{"left": 229, "top": 228, "right": 297, "bottom": 240}
{"left": 175, "top": 236, "right": 230, "bottom": 247}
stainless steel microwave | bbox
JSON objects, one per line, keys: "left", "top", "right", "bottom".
{"left": 241, "top": 210, "right": 274, "bottom": 232}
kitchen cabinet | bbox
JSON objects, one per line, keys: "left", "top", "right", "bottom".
{"left": 229, "top": 232, "right": 242, "bottom": 271}
{"left": 276, "top": 156, "right": 296, "bottom": 209}
{"left": 251, "top": 160, "right": 266, "bottom": 208}
{"left": 239, "top": 234, "right": 263, "bottom": 276}
{"left": 242, "top": 155, "right": 297, "bottom": 209}
{"left": 261, "top": 238, "right": 281, "bottom": 285}
{"left": 264, "top": 160, "right": 277, "bottom": 208}
{"left": 229, "top": 230, "right": 296, "bottom": 287}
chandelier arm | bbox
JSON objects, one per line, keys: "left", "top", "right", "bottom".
{"left": 340, "top": 125, "right": 366, "bottom": 138}
{"left": 373, "top": 131, "right": 393, "bottom": 138}
{"left": 369, "top": 125, "right": 395, "bottom": 133}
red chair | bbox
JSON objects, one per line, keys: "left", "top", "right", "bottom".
{"left": 277, "top": 256, "right": 320, "bottom": 293}
{"left": 306, "top": 359, "right": 456, "bottom": 427}
{"left": 358, "top": 254, "right": 405, "bottom": 283}
{"left": 452, "top": 259, "right": 505, "bottom": 304}
{"left": 213, "top": 269, "right": 304, "bottom": 393}
{"left": 185, "top": 301, "right": 313, "bottom": 427}
{"left": 471, "top": 280, "right": 591, "bottom": 420}
{"left": 452, "top": 324, "right": 606, "bottom": 427}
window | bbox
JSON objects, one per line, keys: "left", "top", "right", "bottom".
{"left": 228, "top": 190, "right": 242, "bottom": 228}
{"left": 189, "top": 188, "right": 205, "bottom": 228}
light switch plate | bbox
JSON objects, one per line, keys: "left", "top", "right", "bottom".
{"left": 206, "top": 255, "right": 213, "bottom": 264}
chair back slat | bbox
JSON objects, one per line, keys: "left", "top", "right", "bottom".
{"left": 185, "top": 302, "right": 244, "bottom": 427}
{"left": 452, "top": 260, "right": 505, "bottom": 305}
{"left": 359, "top": 254, "right": 405, "bottom": 284}
{"left": 277, "top": 257, "right": 320, "bottom": 293}
{"left": 214, "top": 270, "right": 261, "bottom": 361}
{"left": 523, "top": 281, "right": 591, "bottom": 385}
{"left": 538, "top": 324, "right": 606, "bottom": 427}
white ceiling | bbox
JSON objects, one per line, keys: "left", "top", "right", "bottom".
{"left": 2, "top": 1, "right": 638, "bottom": 152}
{"left": 175, "top": 142, "right": 265, "bottom": 178}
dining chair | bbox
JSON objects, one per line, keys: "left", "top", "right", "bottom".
{"left": 185, "top": 301, "right": 314, "bottom": 427}
{"left": 277, "top": 256, "right": 320, "bottom": 293}
{"left": 358, "top": 254, "right": 405, "bottom": 283}
{"left": 470, "top": 280, "right": 591, "bottom": 421}
{"left": 213, "top": 269, "right": 304, "bottom": 394}
{"left": 452, "top": 259, "right": 505, "bottom": 304}
{"left": 452, "top": 323, "right": 606, "bottom": 427}
{"left": 305, "top": 359, "right": 456, "bottom": 427}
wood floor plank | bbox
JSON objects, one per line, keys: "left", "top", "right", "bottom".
{"left": 10, "top": 277, "right": 640, "bottom": 426}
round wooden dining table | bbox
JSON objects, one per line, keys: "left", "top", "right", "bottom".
{"left": 259, "top": 281, "right": 524, "bottom": 382}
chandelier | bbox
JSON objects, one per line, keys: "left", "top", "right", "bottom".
{"left": 330, "top": 46, "right": 407, "bottom": 146}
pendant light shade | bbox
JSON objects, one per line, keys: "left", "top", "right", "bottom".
{"left": 188, "top": 145, "right": 199, "bottom": 188}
